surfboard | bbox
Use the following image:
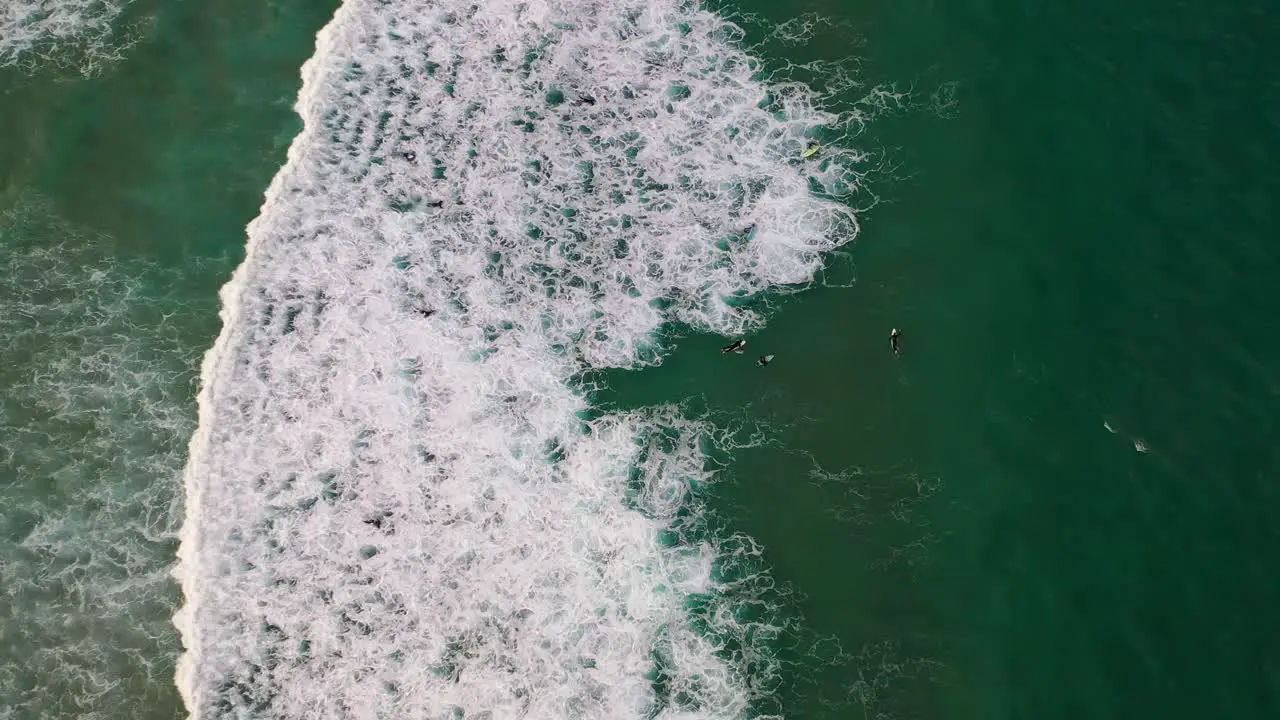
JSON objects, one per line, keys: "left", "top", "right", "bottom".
{"left": 802, "top": 143, "right": 820, "bottom": 159}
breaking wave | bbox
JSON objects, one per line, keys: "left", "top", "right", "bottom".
{"left": 176, "top": 0, "right": 872, "bottom": 717}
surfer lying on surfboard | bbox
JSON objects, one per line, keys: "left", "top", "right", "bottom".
{"left": 721, "top": 339, "right": 747, "bottom": 354}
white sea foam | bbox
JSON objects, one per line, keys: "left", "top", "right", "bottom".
{"left": 175, "top": 0, "right": 867, "bottom": 717}
{"left": 0, "top": 0, "right": 135, "bottom": 74}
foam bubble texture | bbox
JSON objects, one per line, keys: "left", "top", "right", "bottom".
{"left": 0, "top": 0, "right": 132, "bottom": 72}
{"left": 176, "top": 0, "right": 864, "bottom": 717}
{"left": 0, "top": 196, "right": 205, "bottom": 718}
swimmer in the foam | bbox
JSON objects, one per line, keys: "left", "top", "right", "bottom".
{"left": 721, "top": 339, "right": 746, "bottom": 354}
{"left": 426, "top": 197, "right": 466, "bottom": 209}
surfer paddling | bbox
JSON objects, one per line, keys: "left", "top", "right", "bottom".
{"left": 721, "top": 339, "right": 747, "bottom": 354}
{"left": 890, "top": 328, "right": 902, "bottom": 357}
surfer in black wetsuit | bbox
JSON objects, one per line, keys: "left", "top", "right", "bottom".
{"left": 721, "top": 339, "right": 747, "bottom": 354}
{"left": 757, "top": 354, "right": 774, "bottom": 367}
{"left": 890, "top": 328, "right": 902, "bottom": 357}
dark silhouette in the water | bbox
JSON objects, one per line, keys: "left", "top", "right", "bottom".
{"left": 721, "top": 339, "right": 747, "bottom": 354}
{"left": 403, "top": 151, "right": 416, "bottom": 162}
{"left": 416, "top": 306, "right": 436, "bottom": 318}
{"left": 363, "top": 511, "right": 393, "bottom": 530}
{"left": 757, "top": 354, "right": 774, "bottom": 367}
{"left": 426, "top": 199, "right": 444, "bottom": 208}
{"left": 890, "top": 328, "right": 902, "bottom": 357}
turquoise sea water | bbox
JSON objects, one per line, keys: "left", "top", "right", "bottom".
{"left": 1, "top": 1, "right": 336, "bottom": 715}
{"left": 2, "top": 0, "right": 1278, "bottom": 718}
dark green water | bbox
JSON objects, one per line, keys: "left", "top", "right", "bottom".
{"left": 609, "top": 0, "right": 1280, "bottom": 717}
{"left": 2, "top": 0, "right": 1278, "bottom": 717}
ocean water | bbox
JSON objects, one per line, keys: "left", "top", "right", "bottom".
{"left": 0, "top": 0, "right": 136, "bottom": 75}
{"left": 1, "top": 0, "right": 337, "bottom": 716}
{"left": 3, "top": 0, "right": 1279, "bottom": 719}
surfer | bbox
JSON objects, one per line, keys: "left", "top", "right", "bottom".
{"left": 890, "top": 328, "right": 902, "bottom": 357}
{"left": 721, "top": 339, "right": 747, "bottom": 354}
{"left": 426, "top": 199, "right": 445, "bottom": 208}
{"left": 757, "top": 354, "right": 774, "bottom": 367}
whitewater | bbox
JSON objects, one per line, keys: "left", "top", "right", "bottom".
{"left": 174, "top": 0, "right": 869, "bottom": 717}
{"left": 0, "top": 0, "right": 138, "bottom": 74}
